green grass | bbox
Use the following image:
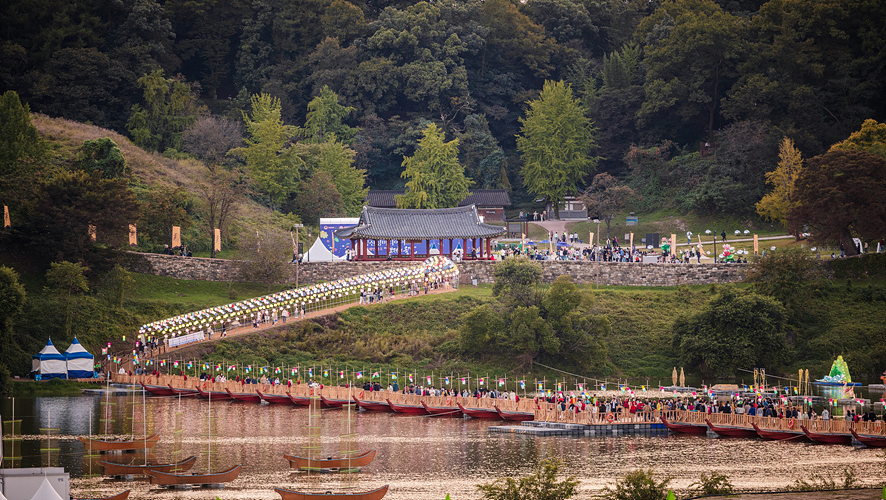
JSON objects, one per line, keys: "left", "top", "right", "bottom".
{"left": 11, "top": 378, "right": 97, "bottom": 396}
{"left": 128, "top": 273, "right": 280, "bottom": 305}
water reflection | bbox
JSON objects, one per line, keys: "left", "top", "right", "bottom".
{"left": 2, "top": 395, "right": 884, "bottom": 500}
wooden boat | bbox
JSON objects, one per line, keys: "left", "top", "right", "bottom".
{"left": 258, "top": 389, "right": 295, "bottom": 405}
{"left": 78, "top": 433, "right": 161, "bottom": 452}
{"left": 850, "top": 429, "right": 886, "bottom": 448}
{"left": 320, "top": 394, "right": 350, "bottom": 409}
{"left": 73, "top": 491, "right": 131, "bottom": 500}
{"left": 421, "top": 401, "right": 462, "bottom": 417}
{"left": 284, "top": 449, "right": 376, "bottom": 470}
{"left": 457, "top": 402, "right": 500, "bottom": 419}
{"left": 751, "top": 423, "right": 808, "bottom": 441}
{"left": 705, "top": 419, "right": 758, "bottom": 438}
{"left": 100, "top": 455, "right": 197, "bottom": 476}
{"left": 167, "top": 384, "right": 198, "bottom": 396}
{"left": 660, "top": 416, "right": 708, "bottom": 435}
{"left": 225, "top": 388, "right": 262, "bottom": 403}
{"left": 287, "top": 392, "right": 313, "bottom": 406}
{"left": 147, "top": 464, "right": 242, "bottom": 485}
{"left": 140, "top": 382, "right": 175, "bottom": 396}
{"left": 353, "top": 396, "right": 391, "bottom": 412}
{"left": 801, "top": 425, "right": 853, "bottom": 445}
{"left": 494, "top": 405, "right": 535, "bottom": 422}
{"left": 274, "top": 484, "right": 389, "bottom": 500}
{"left": 386, "top": 398, "right": 428, "bottom": 415}
{"left": 197, "top": 385, "right": 232, "bottom": 400}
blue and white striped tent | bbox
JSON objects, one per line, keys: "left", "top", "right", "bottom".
{"left": 31, "top": 339, "right": 66, "bottom": 380}
{"left": 64, "top": 337, "right": 95, "bottom": 379}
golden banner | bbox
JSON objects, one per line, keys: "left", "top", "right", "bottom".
{"left": 88, "top": 225, "right": 97, "bottom": 242}
{"left": 171, "top": 225, "right": 181, "bottom": 248}
{"left": 3, "top": 205, "right": 9, "bottom": 228}
{"left": 629, "top": 232, "right": 634, "bottom": 249}
{"left": 670, "top": 233, "right": 677, "bottom": 251}
{"left": 128, "top": 224, "right": 137, "bottom": 246}
{"left": 214, "top": 228, "right": 221, "bottom": 252}
{"left": 753, "top": 234, "right": 759, "bottom": 254}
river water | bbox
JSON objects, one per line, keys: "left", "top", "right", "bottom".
{"left": 2, "top": 392, "right": 885, "bottom": 499}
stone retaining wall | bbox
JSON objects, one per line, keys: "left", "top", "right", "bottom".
{"left": 124, "top": 252, "right": 747, "bottom": 286}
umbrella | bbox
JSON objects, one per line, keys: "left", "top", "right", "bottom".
{"left": 525, "top": 241, "right": 537, "bottom": 246}
{"left": 556, "top": 242, "right": 569, "bottom": 248}
{"left": 539, "top": 239, "right": 551, "bottom": 244}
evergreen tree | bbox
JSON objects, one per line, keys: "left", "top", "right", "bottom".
{"left": 517, "top": 81, "right": 599, "bottom": 219}
{"left": 0, "top": 90, "right": 45, "bottom": 178}
{"left": 126, "top": 70, "right": 199, "bottom": 153}
{"left": 396, "top": 123, "right": 471, "bottom": 209}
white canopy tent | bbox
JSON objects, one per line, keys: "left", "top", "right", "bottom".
{"left": 64, "top": 337, "right": 95, "bottom": 379}
{"left": 29, "top": 477, "right": 64, "bottom": 500}
{"left": 31, "top": 339, "right": 66, "bottom": 380}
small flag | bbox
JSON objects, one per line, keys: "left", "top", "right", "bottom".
{"left": 323, "top": 369, "right": 328, "bottom": 377}
{"left": 390, "top": 373, "right": 396, "bottom": 380}
{"left": 409, "top": 374, "right": 414, "bottom": 382}
{"left": 498, "top": 378, "right": 504, "bottom": 387}
{"left": 520, "top": 381, "right": 525, "bottom": 389}
{"left": 445, "top": 376, "right": 450, "bottom": 385}
{"left": 461, "top": 378, "right": 466, "bottom": 385}
{"left": 480, "top": 378, "right": 484, "bottom": 386}
{"left": 372, "top": 371, "right": 379, "bottom": 378}
{"left": 340, "top": 371, "right": 344, "bottom": 379}
{"left": 538, "top": 383, "right": 543, "bottom": 390}
{"left": 557, "top": 383, "right": 562, "bottom": 391}
{"left": 357, "top": 371, "right": 362, "bottom": 379}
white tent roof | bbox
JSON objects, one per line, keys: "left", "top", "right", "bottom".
{"left": 29, "top": 477, "right": 64, "bottom": 500}
{"left": 0, "top": 487, "right": 7, "bottom": 500}
{"left": 32, "top": 339, "right": 66, "bottom": 375}
{"left": 63, "top": 338, "right": 93, "bottom": 359}
{"left": 304, "top": 237, "right": 350, "bottom": 262}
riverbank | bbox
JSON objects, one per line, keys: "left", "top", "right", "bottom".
{"left": 698, "top": 488, "right": 884, "bottom": 500}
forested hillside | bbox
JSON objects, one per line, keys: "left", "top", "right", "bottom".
{"left": 2, "top": 0, "right": 884, "bottom": 202}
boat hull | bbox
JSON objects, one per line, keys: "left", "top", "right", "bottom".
{"left": 495, "top": 406, "right": 534, "bottom": 422}
{"left": 457, "top": 403, "right": 500, "bottom": 419}
{"left": 197, "top": 387, "right": 232, "bottom": 400}
{"left": 288, "top": 392, "right": 313, "bottom": 406}
{"left": 226, "top": 388, "right": 262, "bottom": 403}
{"left": 284, "top": 449, "right": 376, "bottom": 470}
{"left": 850, "top": 429, "right": 886, "bottom": 448}
{"left": 168, "top": 384, "right": 198, "bottom": 396}
{"left": 147, "top": 464, "right": 242, "bottom": 485}
{"left": 274, "top": 485, "right": 389, "bottom": 500}
{"left": 421, "top": 401, "right": 462, "bottom": 417}
{"left": 705, "top": 419, "right": 758, "bottom": 438}
{"left": 353, "top": 396, "right": 392, "bottom": 412}
{"left": 73, "top": 491, "right": 131, "bottom": 500}
{"left": 258, "top": 390, "right": 295, "bottom": 405}
{"left": 100, "top": 456, "right": 197, "bottom": 476}
{"left": 751, "top": 423, "right": 808, "bottom": 441}
{"left": 801, "top": 425, "right": 853, "bottom": 445}
{"left": 386, "top": 399, "right": 428, "bottom": 415}
{"left": 141, "top": 383, "right": 175, "bottom": 396}
{"left": 321, "top": 395, "right": 351, "bottom": 409}
{"left": 660, "top": 416, "right": 708, "bottom": 435}
{"left": 78, "top": 433, "right": 161, "bottom": 452}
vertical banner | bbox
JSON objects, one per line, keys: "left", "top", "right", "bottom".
{"left": 670, "top": 233, "right": 677, "bottom": 251}
{"left": 88, "top": 225, "right": 97, "bottom": 242}
{"left": 171, "top": 225, "right": 181, "bottom": 248}
{"left": 629, "top": 232, "right": 634, "bottom": 249}
{"left": 213, "top": 228, "right": 221, "bottom": 253}
{"left": 589, "top": 232, "right": 593, "bottom": 246}
{"left": 128, "top": 224, "right": 138, "bottom": 246}
{"left": 753, "top": 234, "right": 759, "bottom": 254}
{"left": 3, "top": 205, "right": 9, "bottom": 228}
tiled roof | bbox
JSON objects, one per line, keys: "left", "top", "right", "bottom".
{"left": 335, "top": 206, "right": 506, "bottom": 240}
{"left": 365, "top": 189, "right": 511, "bottom": 208}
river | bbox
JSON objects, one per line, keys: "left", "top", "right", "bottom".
{"left": 2, "top": 392, "right": 885, "bottom": 499}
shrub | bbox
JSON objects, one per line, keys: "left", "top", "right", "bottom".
{"left": 601, "top": 469, "right": 671, "bottom": 500}
{"left": 689, "top": 472, "right": 733, "bottom": 496}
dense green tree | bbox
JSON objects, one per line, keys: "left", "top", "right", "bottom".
{"left": 456, "top": 114, "right": 505, "bottom": 189}
{"left": 289, "top": 170, "right": 345, "bottom": 226}
{"left": 18, "top": 170, "right": 139, "bottom": 269}
{"left": 299, "top": 86, "right": 358, "bottom": 143}
{"left": 517, "top": 81, "right": 599, "bottom": 219}
{"left": 580, "top": 173, "right": 638, "bottom": 240}
{"left": 492, "top": 258, "right": 543, "bottom": 307}
{"left": 0, "top": 266, "right": 27, "bottom": 376}
{"left": 293, "top": 138, "right": 367, "bottom": 215}
{"left": 745, "top": 246, "right": 821, "bottom": 312}
{"left": 45, "top": 261, "right": 89, "bottom": 338}
{"left": 321, "top": 0, "right": 366, "bottom": 44}
{"left": 789, "top": 150, "right": 886, "bottom": 256}
{"left": 636, "top": 0, "right": 744, "bottom": 141}
{"left": 235, "top": 0, "right": 276, "bottom": 94}
{"left": 396, "top": 123, "right": 470, "bottom": 209}
{"left": 0, "top": 91, "right": 46, "bottom": 178}
{"left": 77, "top": 138, "right": 130, "bottom": 179}
{"left": 231, "top": 93, "right": 301, "bottom": 208}
{"left": 127, "top": 70, "right": 200, "bottom": 152}
{"left": 139, "top": 185, "right": 194, "bottom": 250}
{"left": 673, "top": 288, "right": 788, "bottom": 378}
{"left": 829, "top": 119, "right": 886, "bottom": 159}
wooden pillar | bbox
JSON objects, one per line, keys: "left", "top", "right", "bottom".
{"left": 410, "top": 241, "right": 415, "bottom": 259}
{"left": 449, "top": 239, "right": 453, "bottom": 258}
{"left": 362, "top": 239, "right": 368, "bottom": 260}
{"left": 486, "top": 238, "right": 491, "bottom": 259}
{"left": 386, "top": 239, "right": 390, "bottom": 258}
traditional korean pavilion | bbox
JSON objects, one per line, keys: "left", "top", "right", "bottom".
{"left": 334, "top": 205, "right": 506, "bottom": 261}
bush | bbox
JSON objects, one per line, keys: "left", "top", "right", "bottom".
{"left": 477, "top": 458, "right": 578, "bottom": 500}
{"left": 601, "top": 469, "right": 671, "bottom": 500}
{"left": 689, "top": 472, "right": 733, "bottom": 496}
